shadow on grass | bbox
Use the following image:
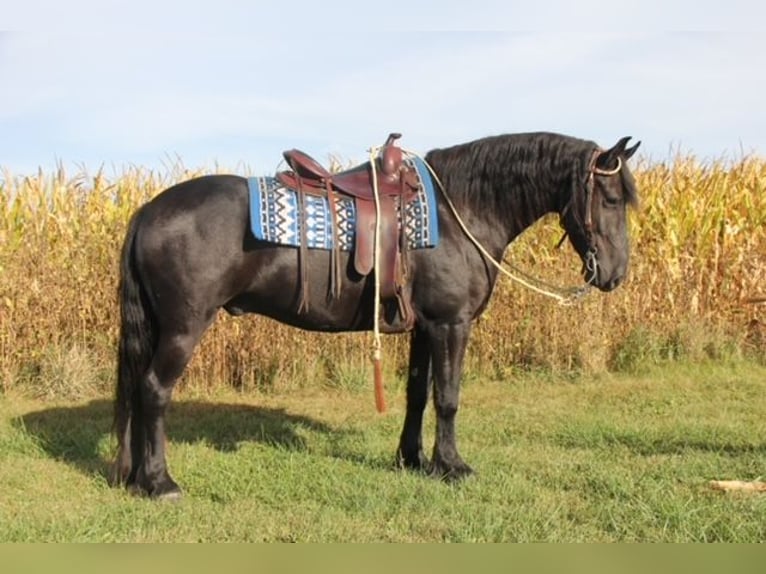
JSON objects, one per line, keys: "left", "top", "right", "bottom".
{"left": 553, "top": 426, "right": 766, "bottom": 457}
{"left": 16, "top": 398, "right": 356, "bottom": 481}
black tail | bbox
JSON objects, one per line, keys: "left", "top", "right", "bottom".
{"left": 112, "top": 208, "right": 155, "bottom": 485}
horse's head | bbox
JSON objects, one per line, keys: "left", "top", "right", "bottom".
{"left": 560, "top": 136, "right": 640, "bottom": 292}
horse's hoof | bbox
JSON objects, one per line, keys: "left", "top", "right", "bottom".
{"left": 428, "top": 459, "right": 475, "bottom": 483}
{"left": 149, "top": 478, "right": 183, "bottom": 501}
{"left": 126, "top": 483, "right": 143, "bottom": 497}
{"left": 155, "top": 489, "right": 183, "bottom": 502}
{"left": 125, "top": 477, "right": 183, "bottom": 501}
{"left": 395, "top": 448, "right": 430, "bottom": 473}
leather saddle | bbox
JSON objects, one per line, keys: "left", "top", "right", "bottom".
{"left": 279, "top": 133, "right": 420, "bottom": 200}
{"left": 275, "top": 133, "right": 420, "bottom": 329}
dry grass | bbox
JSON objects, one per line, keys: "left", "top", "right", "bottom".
{"left": 1, "top": 155, "right": 765, "bottom": 394}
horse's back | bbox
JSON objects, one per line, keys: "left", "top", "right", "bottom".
{"left": 137, "top": 174, "right": 248, "bottom": 241}
{"left": 143, "top": 174, "right": 248, "bottom": 219}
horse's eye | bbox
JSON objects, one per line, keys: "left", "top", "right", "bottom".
{"left": 603, "top": 196, "right": 621, "bottom": 207}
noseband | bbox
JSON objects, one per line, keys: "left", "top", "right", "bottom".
{"left": 558, "top": 149, "right": 623, "bottom": 284}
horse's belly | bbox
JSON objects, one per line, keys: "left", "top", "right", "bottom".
{"left": 222, "top": 292, "right": 412, "bottom": 334}
{"left": 222, "top": 290, "right": 366, "bottom": 332}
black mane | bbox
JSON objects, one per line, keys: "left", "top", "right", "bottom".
{"left": 424, "top": 132, "right": 638, "bottom": 232}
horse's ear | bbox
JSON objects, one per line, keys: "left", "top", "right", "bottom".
{"left": 623, "top": 140, "right": 641, "bottom": 159}
{"left": 597, "top": 136, "right": 639, "bottom": 169}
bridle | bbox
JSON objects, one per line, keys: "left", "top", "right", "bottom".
{"left": 558, "top": 149, "right": 623, "bottom": 285}
{"left": 411, "top": 145, "right": 628, "bottom": 305}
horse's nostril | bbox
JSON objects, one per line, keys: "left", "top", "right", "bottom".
{"left": 607, "top": 276, "right": 624, "bottom": 291}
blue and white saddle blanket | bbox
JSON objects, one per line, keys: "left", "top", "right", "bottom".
{"left": 248, "top": 156, "right": 439, "bottom": 250}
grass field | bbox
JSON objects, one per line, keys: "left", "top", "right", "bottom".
{"left": 1, "top": 360, "right": 764, "bottom": 542}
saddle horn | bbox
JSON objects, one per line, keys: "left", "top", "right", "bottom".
{"left": 380, "top": 133, "right": 403, "bottom": 177}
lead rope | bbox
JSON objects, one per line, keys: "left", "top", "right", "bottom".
{"left": 368, "top": 147, "right": 386, "bottom": 413}
{"left": 363, "top": 144, "right": 611, "bottom": 413}
{"left": 400, "top": 147, "right": 595, "bottom": 305}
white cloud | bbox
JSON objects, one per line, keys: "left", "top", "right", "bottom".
{"left": 1, "top": 24, "right": 765, "bottom": 174}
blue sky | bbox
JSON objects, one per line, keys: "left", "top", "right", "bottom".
{"left": 2, "top": 1, "right": 765, "bottom": 176}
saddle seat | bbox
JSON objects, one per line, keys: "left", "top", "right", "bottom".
{"left": 275, "top": 133, "right": 420, "bottom": 330}
{"left": 278, "top": 133, "right": 420, "bottom": 200}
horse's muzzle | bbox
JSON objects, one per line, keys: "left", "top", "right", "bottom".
{"left": 583, "top": 264, "right": 625, "bottom": 292}
{"left": 599, "top": 275, "right": 624, "bottom": 292}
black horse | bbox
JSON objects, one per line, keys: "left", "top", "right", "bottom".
{"left": 113, "top": 132, "right": 640, "bottom": 499}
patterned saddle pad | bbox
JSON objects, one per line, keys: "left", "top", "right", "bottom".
{"left": 248, "top": 157, "right": 439, "bottom": 250}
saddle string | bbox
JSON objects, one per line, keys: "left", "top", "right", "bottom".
{"left": 325, "top": 178, "right": 343, "bottom": 300}
{"left": 295, "top": 175, "right": 311, "bottom": 314}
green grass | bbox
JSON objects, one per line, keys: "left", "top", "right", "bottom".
{"left": 1, "top": 361, "right": 765, "bottom": 542}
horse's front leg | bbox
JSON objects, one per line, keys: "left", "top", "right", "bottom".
{"left": 396, "top": 325, "right": 432, "bottom": 471}
{"left": 427, "top": 321, "right": 474, "bottom": 481}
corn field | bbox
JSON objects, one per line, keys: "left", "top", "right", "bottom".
{"left": 1, "top": 156, "right": 764, "bottom": 396}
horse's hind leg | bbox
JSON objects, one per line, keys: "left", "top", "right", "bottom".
{"left": 133, "top": 317, "right": 213, "bottom": 499}
{"left": 396, "top": 325, "right": 431, "bottom": 471}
